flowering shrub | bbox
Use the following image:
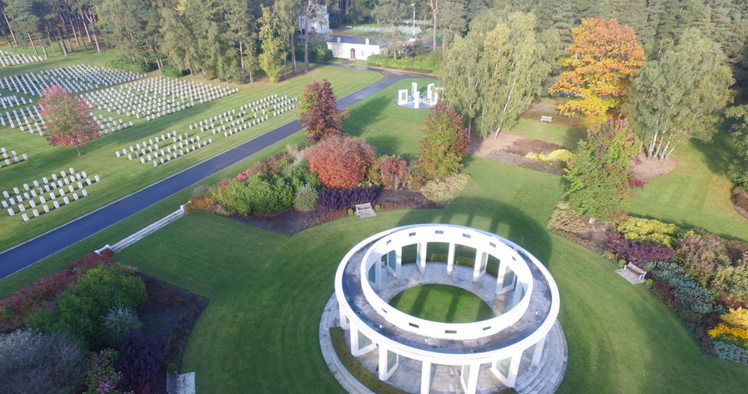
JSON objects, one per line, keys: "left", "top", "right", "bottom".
{"left": 0, "top": 253, "right": 115, "bottom": 334}
{"left": 379, "top": 155, "right": 408, "bottom": 190}
{"left": 317, "top": 185, "right": 379, "bottom": 211}
{"left": 85, "top": 349, "right": 133, "bottom": 394}
{"left": 609, "top": 233, "right": 674, "bottom": 268}
{"left": 306, "top": 136, "right": 376, "bottom": 189}
{"left": 708, "top": 323, "right": 748, "bottom": 349}
{"left": 722, "top": 307, "right": 748, "bottom": 330}
{"left": 713, "top": 340, "right": 748, "bottom": 366}
{"left": 525, "top": 149, "right": 574, "bottom": 163}
{"left": 646, "top": 261, "right": 720, "bottom": 315}
{"left": 617, "top": 217, "right": 681, "bottom": 248}
{"left": 116, "top": 333, "right": 165, "bottom": 394}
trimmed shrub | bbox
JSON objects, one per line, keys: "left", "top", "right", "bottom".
{"left": 645, "top": 279, "right": 654, "bottom": 287}
{"left": 419, "top": 174, "right": 471, "bottom": 206}
{"left": 103, "top": 305, "right": 143, "bottom": 348}
{"left": 306, "top": 136, "right": 376, "bottom": 189}
{"left": 294, "top": 184, "right": 319, "bottom": 212}
{"left": 617, "top": 217, "right": 681, "bottom": 248}
{"left": 618, "top": 259, "right": 626, "bottom": 268}
{"left": 547, "top": 201, "right": 587, "bottom": 234}
{"left": 0, "top": 330, "right": 88, "bottom": 394}
{"left": 609, "top": 233, "right": 674, "bottom": 268}
{"left": 646, "top": 261, "right": 720, "bottom": 315}
{"left": 84, "top": 349, "right": 129, "bottom": 394}
{"left": 192, "top": 185, "right": 210, "bottom": 199}
{"left": 317, "top": 185, "right": 379, "bottom": 211}
{"left": 116, "top": 332, "right": 166, "bottom": 394}
{"left": 713, "top": 340, "right": 748, "bottom": 366}
{"left": 722, "top": 307, "right": 748, "bottom": 330}
{"left": 161, "top": 65, "right": 183, "bottom": 78}
{"left": 26, "top": 266, "right": 147, "bottom": 349}
{"left": 347, "top": 208, "right": 354, "bottom": 215}
{"left": 166, "top": 363, "right": 177, "bottom": 373}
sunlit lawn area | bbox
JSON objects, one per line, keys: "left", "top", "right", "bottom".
{"left": 388, "top": 284, "right": 496, "bottom": 323}
{"left": 1, "top": 79, "right": 747, "bottom": 394}
{"left": 0, "top": 50, "right": 381, "bottom": 250}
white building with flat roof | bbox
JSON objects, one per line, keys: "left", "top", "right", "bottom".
{"left": 326, "top": 36, "right": 384, "bottom": 60}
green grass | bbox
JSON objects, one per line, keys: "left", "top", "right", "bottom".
{"left": 508, "top": 117, "right": 587, "bottom": 151}
{"left": 0, "top": 50, "right": 382, "bottom": 251}
{"left": 388, "top": 284, "right": 495, "bottom": 323}
{"left": 2, "top": 79, "right": 748, "bottom": 393}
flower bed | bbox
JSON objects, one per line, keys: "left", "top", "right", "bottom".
{"left": 547, "top": 203, "right": 748, "bottom": 366}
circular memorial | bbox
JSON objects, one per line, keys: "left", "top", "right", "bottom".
{"left": 322, "top": 224, "right": 566, "bottom": 394}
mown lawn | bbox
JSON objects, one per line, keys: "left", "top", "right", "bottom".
{"left": 1, "top": 80, "right": 747, "bottom": 393}
{"left": 388, "top": 284, "right": 496, "bottom": 323}
{"left": 0, "top": 51, "right": 382, "bottom": 250}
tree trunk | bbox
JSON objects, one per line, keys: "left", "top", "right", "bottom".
{"left": 56, "top": 26, "right": 68, "bottom": 55}
{"left": 80, "top": 9, "right": 92, "bottom": 43}
{"left": 238, "top": 39, "right": 246, "bottom": 83}
{"left": 42, "top": 45, "right": 47, "bottom": 58}
{"left": 4, "top": 31, "right": 11, "bottom": 49}
{"left": 249, "top": 68, "right": 253, "bottom": 83}
{"left": 75, "top": 144, "right": 81, "bottom": 156}
{"left": 304, "top": 6, "right": 310, "bottom": 72}
{"left": 68, "top": 9, "right": 81, "bottom": 46}
{"left": 431, "top": 0, "right": 437, "bottom": 51}
{"left": 2, "top": 11, "right": 17, "bottom": 46}
{"left": 290, "top": 34, "right": 296, "bottom": 75}
{"left": 91, "top": 23, "right": 101, "bottom": 52}
{"left": 58, "top": 17, "right": 73, "bottom": 52}
{"left": 45, "top": 25, "right": 55, "bottom": 53}
{"left": 27, "top": 33, "right": 38, "bottom": 55}
{"left": 151, "top": 43, "right": 162, "bottom": 73}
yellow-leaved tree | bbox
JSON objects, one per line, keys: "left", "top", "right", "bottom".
{"left": 549, "top": 18, "right": 644, "bottom": 116}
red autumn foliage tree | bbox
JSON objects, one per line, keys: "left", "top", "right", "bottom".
{"left": 305, "top": 136, "right": 376, "bottom": 189}
{"left": 549, "top": 18, "right": 645, "bottom": 116}
{"left": 417, "top": 102, "right": 469, "bottom": 180}
{"left": 379, "top": 155, "right": 408, "bottom": 190}
{"left": 296, "top": 79, "right": 348, "bottom": 142}
{"left": 39, "top": 85, "right": 100, "bottom": 156}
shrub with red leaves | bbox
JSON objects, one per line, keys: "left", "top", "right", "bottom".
{"left": 380, "top": 155, "right": 408, "bottom": 190}
{"left": 297, "top": 79, "right": 348, "bottom": 142}
{"left": 608, "top": 232, "right": 674, "bottom": 268}
{"left": 305, "top": 136, "right": 376, "bottom": 189}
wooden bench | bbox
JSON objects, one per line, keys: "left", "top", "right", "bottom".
{"left": 540, "top": 116, "right": 553, "bottom": 123}
{"left": 625, "top": 263, "right": 647, "bottom": 282}
{"left": 355, "top": 203, "right": 376, "bottom": 218}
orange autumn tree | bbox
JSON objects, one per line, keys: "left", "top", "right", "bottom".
{"left": 549, "top": 18, "right": 644, "bottom": 117}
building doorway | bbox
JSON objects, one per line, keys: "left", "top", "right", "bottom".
{"left": 350, "top": 48, "right": 356, "bottom": 60}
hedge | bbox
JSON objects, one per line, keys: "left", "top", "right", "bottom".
{"left": 366, "top": 52, "right": 442, "bottom": 73}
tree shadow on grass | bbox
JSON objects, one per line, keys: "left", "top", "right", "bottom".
{"left": 689, "top": 128, "right": 736, "bottom": 177}
{"left": 394, "top": 196, "right": 554, "bottom": 267}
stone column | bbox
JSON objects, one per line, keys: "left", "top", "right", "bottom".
{"left": 417, "top": 242, "right": 427, "bottom": 274}
{"left": 532, "top": 333, "right": 547, "bottom": 367}
{"left": 396, "top": 246, "right": 403, "bottom": 278}
{"left": 447, "top": 243, "right": 456, "bottom": 275}
{"left": 505, "top": 355, "right": 522, "bottom": 387}
{"left": 473, "top": 250, "right": 486, "bottom": 282}
{"left": 462, "top": 363, "right": 481, "bottom": 394}
{"left": 496, "top": 260, "right": 507, "bottom": 293}
{"left": 512, "top": 280, "right": 523, "bottom": 308}
{"left": 421, "top": 360, "right": 432, "bottom": 394}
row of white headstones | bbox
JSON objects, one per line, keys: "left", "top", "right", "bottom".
{"left": 92, "top": 114, "right": 131, "bottom": 135}
{"left": 0, "top": 50, "right": 45, "bottom": 67}
{"left": 0, "top": 94, "right": 31, "bottom": 109}
{"left": 0, "top": 147, "right": 29, "bottom": 169}
{"left": 396, "top": 82, "right": 439, "bottom": 108}
{"left": 3, "top": 168, "right": 101, "bottom": 221}
{"left": 0, "top": 64, "right": 143, "bottom": 97}
{"left": 114, "top": 130, "right": 212, "bottom": 166}
{"left": 1, "top": 105, "right": 43, "bottom": 133}
{"left": 187, "top": 94, "right": 298, "bottom": 137}
{"left": 85, "top": 76, "right": 235, "bottom": 120}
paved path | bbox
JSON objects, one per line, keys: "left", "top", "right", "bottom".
{"left": 0, "top": 67, "right": 434, "bottom": 280}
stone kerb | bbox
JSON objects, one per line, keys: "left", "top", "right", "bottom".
{"left": 358, "top": 225, "right": 534, "bottom": 341}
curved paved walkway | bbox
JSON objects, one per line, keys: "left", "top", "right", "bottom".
{"left": 0, "top": 67, "right": 434, "bottom": 280}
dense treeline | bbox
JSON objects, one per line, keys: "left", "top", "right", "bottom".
{"left": 0, "top": 0, "right": 745, "bottom": 94}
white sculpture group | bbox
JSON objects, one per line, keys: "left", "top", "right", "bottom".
{"left": 397, "top": 82, "right": 439, "bottom": 109}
